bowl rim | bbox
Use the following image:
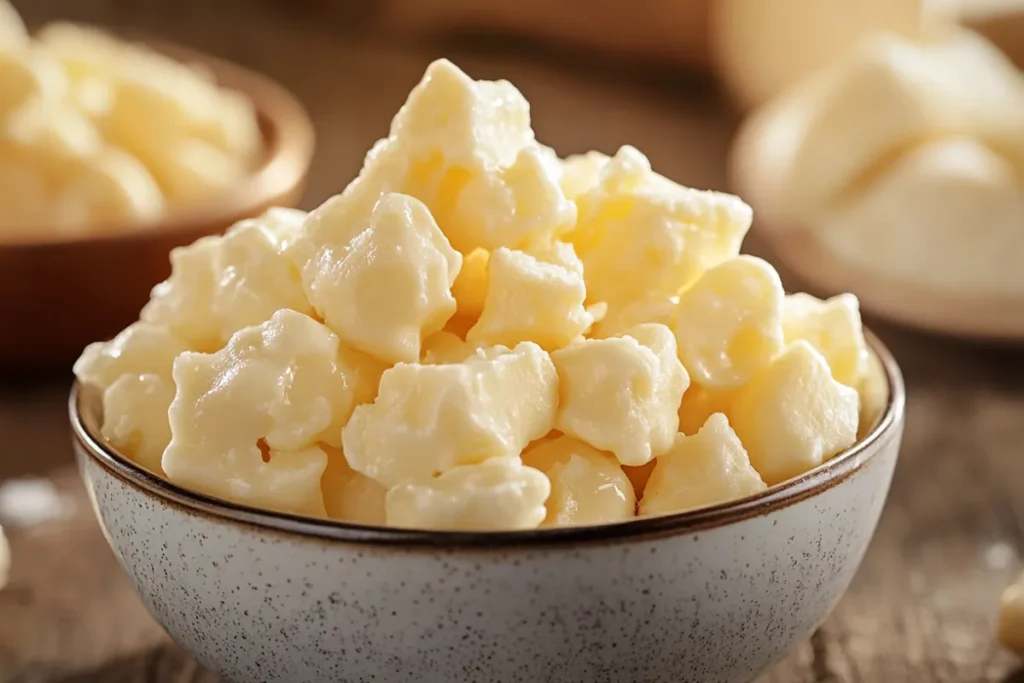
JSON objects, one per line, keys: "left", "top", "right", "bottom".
{"left": 0, "top": 35, "right": 315, "bottom": 249}
{"left": 70, "top": 328, "right": 905, "bottom": 548}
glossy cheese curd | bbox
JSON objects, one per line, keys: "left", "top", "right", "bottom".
{"left": 0, "top": 3, "right": 261, "bottom": 239}
{"left": 746, "top": 27, "right": 1024, "bottom": 299}
{"left": 75, "top": 57, "right": 877, "bottom": 530}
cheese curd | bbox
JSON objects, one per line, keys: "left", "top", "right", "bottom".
{"left": 74, "top": 320, "right": 189, "bottom": 390}
{"left": 343, "top": 342, "right": 558, "bottom": 487}
{"left": 748, "top": 27, "right": 1024, "bottom": 300}
{"left": 0, "top": 47, "right": 66, "bottom": 117}
{"left": 4, "top": 99, "right": 103, "bottom": 183}
{"left": 572, "top": 146, "right": 753, "bottom": 315}
{"left": 640, "top": 413, "right": 767, "bottom": 516}
{"left": 385, "top": 458, "right": 550, "bottom": 531}
{"left": 421, "top": 331, "right": 478, "bottom": 365}
{"left": 315, "top": 59, "right": 571, "bottom": 257}
{"left": 321, "top": 447, "right": 387, "bottom": 526}
{"left": 815, "top": 137, "right": 1024, "bottom": 298}
{"left": 678, "top": 384, "right": 737, "bottom": 437}
{"left": 162, "top": 309, "right": 382, "bottom": 516}
{"left": 522, "top": 435, "right": 635, "bottom": 526}
{"left": 0, "top": 0, "right": 27, "bottom": 51}
{"left": 100, "top": 373, "right": 174, "bottom": 474}
{"left": 141, "top": 208, "right": 311, "bottom": 351}
{"left": 591, "top": 292, "right": 678, "bottom": 340}
{"left": 0, "top": 9, "right": 261, "bottom": 239}
{"left": 767, "top": 29, "right": 1024, "bottom": 218}
{"left": 39, "top": 22, "right": 261, "bottom": 165}
{"left": 299, "top": 193, "right": 462, "bottom": 365}
{"left": 115, "top": 135, "right": 248, "bottom": 207}
{"left": 782, "top": 293, "right": 869, "bottom": 388}
{"left": 552, "top": 323, "right": 688, "bottom": 467}
{"left": 440, "top": 144, "right": 577, "bottom": 253}
{"left": 75, "top": 56, "right": 879, "bottom": 531}
{"left": 559, "top": 150, "right": 610, "bottom": 199}
{"left": 450, "top": 247, "right": 490, "bottom": 322}
{"left": 730, "top": 341, "right": 860, "bottom": 486}
{"left": 467, "top": 243, "right": 595, "bottom": 351}
{"left": 54, "top": 147, "right": 164, "bottom": 230}
{"left": 673, "top": 255, "right": 785, "bottom": 390}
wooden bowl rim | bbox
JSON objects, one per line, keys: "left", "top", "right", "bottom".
{"left": 0, "top": 33, "right": 315, "bottom": 250}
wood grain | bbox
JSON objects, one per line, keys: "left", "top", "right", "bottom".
{"left": 1, "top": 1, "right": 1022, "bottom": 682}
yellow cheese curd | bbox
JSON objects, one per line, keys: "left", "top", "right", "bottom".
{"left": 639, "top": 413, "right": 766, "bottom": 517}
{"left": 673, "top": 255, "right": 785, "bottom": 390}
{"left": 782, "top": 293, "right": 868, "bottom": 388}
{"left": 320, "top": 446, "right": 387, "bottom": 526}
{"left": 570, "top": 145, "right": 753, "bottom": 322}
{"left": 342, "top": 342, "right": 558, "bottom": 488}
{"left": 0, "top": 6, "right": 261, "bottom": 238}
{"left": 467, "top": 242, "right": 596, "bottom": 351}
{"left": 75, "top": 321, "right": 188, "bottom": 473}
{"left": 75, "top": 56, "right": 875, "bottom": 531}
{"left": 296, "top": 192, "right": 462, "bottom": 365}
{"left": 289, "top": 59, "right": 574, "bottom": 260}
{"left": 37, "top": 22, "right": 261, "bottom": 179}
{"left": 163, "top": 309, "right": 383, "bottom": 517}
{"left": 522, "top": 435, "right": 635, "bottom": 527}
{"left": 100, "top": 373, "right": 175, "bottom": 474}
{"left": 552, "top": 323, "right": 689, "bottom": 467}
{"left": 729, "top": 341, "right": 860, "bottom": 486}
{"left": 141, "top": 208, "right": 311, "bottom": 352}
{"left": 386, "top": 458, "right": 550, "bottom": 531}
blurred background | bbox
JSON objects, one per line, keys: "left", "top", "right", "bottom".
{"left": 3, "top": 1, "right": 1024, "bottom": 680}
{"left": 4, "top": 0, "right": 1024, "bottom": 353}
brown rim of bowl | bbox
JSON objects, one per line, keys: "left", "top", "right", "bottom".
{"left": 70, "top": 328, "right": 905, "bottom": 549}
{"left": 1, "top": 36, "right": 314, "bottom": 249}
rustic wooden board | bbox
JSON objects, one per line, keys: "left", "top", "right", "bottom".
{"left": 1, "top": 1, "right": 1023, "bottom": 681}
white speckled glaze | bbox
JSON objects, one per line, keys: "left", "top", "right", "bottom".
{"left": 72, "top": 334, "right": 904, "bottom": 683}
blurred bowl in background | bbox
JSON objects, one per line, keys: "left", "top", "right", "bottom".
{"left": 0, "top": 38, "right": 315, "bottom": 373}
{"left": 730, "top": 107, "right": 1024, "bottom": 342}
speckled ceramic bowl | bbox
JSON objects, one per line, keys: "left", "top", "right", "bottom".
{"left": 71, "top": 331, "right": 904, "bottom": 683}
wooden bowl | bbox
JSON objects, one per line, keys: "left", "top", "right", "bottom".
{"left": 730, "top": 100, "right": 1024, "bottom": 343}
{"left": 0, "top": 39, "right": 315, "bottom": 373}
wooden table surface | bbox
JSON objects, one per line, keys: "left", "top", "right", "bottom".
{"left": 2, "top": 2, "right": 1023, "bottom": 681}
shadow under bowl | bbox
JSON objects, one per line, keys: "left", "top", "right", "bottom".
{"left": 0, "top": 39, "right": 315, "bottom": 372}
{"left": 70, "top": 329, "right": 905, "bottom": 683}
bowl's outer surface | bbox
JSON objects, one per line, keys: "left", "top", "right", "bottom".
{"left": 0, "top": 42, "right": 314, "bottom": 372}
{"left": 75, "top": 412, "right": 903, "bottom": 683}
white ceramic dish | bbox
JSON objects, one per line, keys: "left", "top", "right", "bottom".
{"left": 71, "top": 331, "right": 904, "bottom": 683}
{"left": 731, "top": 105, "right": 1024, "bottom": 343}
